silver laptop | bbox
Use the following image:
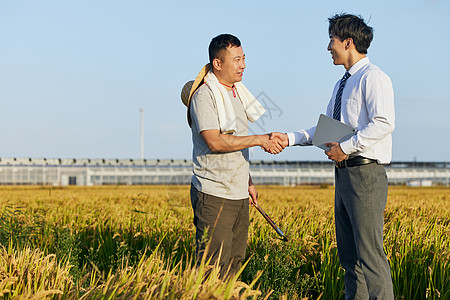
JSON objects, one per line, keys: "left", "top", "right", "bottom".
{"left": 312, "top": 114, "right": 357, "bottom": 150}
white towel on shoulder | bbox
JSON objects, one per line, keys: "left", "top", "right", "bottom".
{"left": 203, "top": 71, "right": 265, "bottom": 134}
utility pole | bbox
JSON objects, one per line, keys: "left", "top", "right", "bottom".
{"left": 140, "top": 107, "right": 144, "bottom": 160}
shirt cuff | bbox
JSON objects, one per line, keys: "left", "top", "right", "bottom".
{"left": 286, "top": 132, "right": 296, "bottom": 146}
{"left": 340, "top": 138, "right": 354, "bottom": 155}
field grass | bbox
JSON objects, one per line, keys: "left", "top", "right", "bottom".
{"left": 0, "top": 185, "right": 448, "bottom": 299}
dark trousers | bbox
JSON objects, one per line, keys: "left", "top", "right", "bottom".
{"left": 190, "top": 185, "right": 249, "bottom": 277}
{"left": 335, "top": 163, "right": 394, "bottom": 300}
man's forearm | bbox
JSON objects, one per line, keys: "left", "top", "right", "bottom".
{"left": 248, "top": 174, "right": 258, "bottom": 205}
{"left": 201, "top": 129, "right": 283, "bottom": 153}
{"left": 202, "top": 133, "right": 263, "bottom": 152}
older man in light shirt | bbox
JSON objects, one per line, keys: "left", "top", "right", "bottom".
{"left": 272, "top": 13, "right": 395, "bottom": 299}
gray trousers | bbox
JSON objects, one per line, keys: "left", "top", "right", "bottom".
{"left": 335, "top": 163, "right": 394, "bottom": 300}
{"left": 190, "top": 185, "right": 249, "bottom": 278}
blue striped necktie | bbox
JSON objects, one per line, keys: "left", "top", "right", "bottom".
{"left": 333, "top": 71, "right": 351, "bottom": 120}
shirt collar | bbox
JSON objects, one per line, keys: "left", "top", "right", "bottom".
{"left": 348, "top": 57, "right": 370, "bottom": 75}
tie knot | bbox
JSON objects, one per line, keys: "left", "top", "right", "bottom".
{"left": 342, "top": 72, "right": 351, "bottom": 81}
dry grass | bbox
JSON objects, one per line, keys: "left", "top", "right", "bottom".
{"left": 0, "top": 185, "right": 448, "bottom": 299}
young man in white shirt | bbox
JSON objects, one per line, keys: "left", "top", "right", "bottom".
{"left": 272, "top": 14, "right": 395, "bottom": 299}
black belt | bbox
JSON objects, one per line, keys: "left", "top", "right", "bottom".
{"left": 335, "top": 156, "right": 377, "bottom": 168}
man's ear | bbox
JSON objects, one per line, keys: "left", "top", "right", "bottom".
{"left": 345, "top": 38, "right": 354, "bottom": 50}
{"left": 212, "top": 58, "right": 222, "bottom": 71}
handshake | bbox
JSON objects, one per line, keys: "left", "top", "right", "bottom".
{"left": 260, "top": 132, "right": 289, "bottom": 155}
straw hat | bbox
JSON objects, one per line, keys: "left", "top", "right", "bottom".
{"left": 180, "top": 80, "right": 194, "bottom": 107}
{"left": 180, "top": 63, "right": 211, "bottom": 126}
{"left": 181, "top": 63, "right": 211, "bottom": 107}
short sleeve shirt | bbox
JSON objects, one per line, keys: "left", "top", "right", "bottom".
{"left": 190, "top": 84, "right": 250, "bottom": 200}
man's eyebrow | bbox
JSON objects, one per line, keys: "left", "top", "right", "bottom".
{"left": 234, "top": 54, "right": 245, "bottom": 59}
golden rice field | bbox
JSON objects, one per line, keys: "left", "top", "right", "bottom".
{"left": 0, "top": 185, "right": 448, "bottom": 299}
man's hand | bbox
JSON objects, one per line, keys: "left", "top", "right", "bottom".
{"left": 260, "top": 132, "right": 289, "bottom": 154}
{"left": 269, "top": 132, "right": 289, "bottom": 147}
{"left": 248, "top": 177, "right": 258, "bottom": 206}
{"left": 260, "top": 134, "right": 286, "bottom": 154}
{"left": 324, "top": 142, "right": 349, "bottom": 162}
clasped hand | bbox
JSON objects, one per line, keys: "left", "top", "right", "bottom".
{"left": 261, "top": 132, "right": 289, "bottom": 155}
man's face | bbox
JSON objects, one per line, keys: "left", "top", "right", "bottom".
{"left": 214, "top": 46, "right": 246, "bottom": 85}
{"left": 327, "top": 33, "right": 347, "bottom": 66}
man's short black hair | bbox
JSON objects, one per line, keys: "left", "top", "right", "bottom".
{"left": 208, "top": 34, "right": 241, "bottom": 66}
{"left": 328, "top": 13, "right": 373, "bottom": 54}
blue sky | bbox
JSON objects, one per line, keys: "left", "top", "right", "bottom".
{"left": 1, "top": 0, "right": 449, "bottom": 162}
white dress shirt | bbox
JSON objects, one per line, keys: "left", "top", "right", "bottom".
{"left": 287, "top": 57, "right": 395, "bottom": 164}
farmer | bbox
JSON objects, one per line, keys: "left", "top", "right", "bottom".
{"left": 270, "top": 14, "right": 395, "bottom": 299}
{"left": 181, "top": 33, "right": 286, "bottom": 277}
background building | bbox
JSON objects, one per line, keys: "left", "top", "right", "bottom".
{"left": 0, "top": 158, "right": 448, "bottom": 186}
